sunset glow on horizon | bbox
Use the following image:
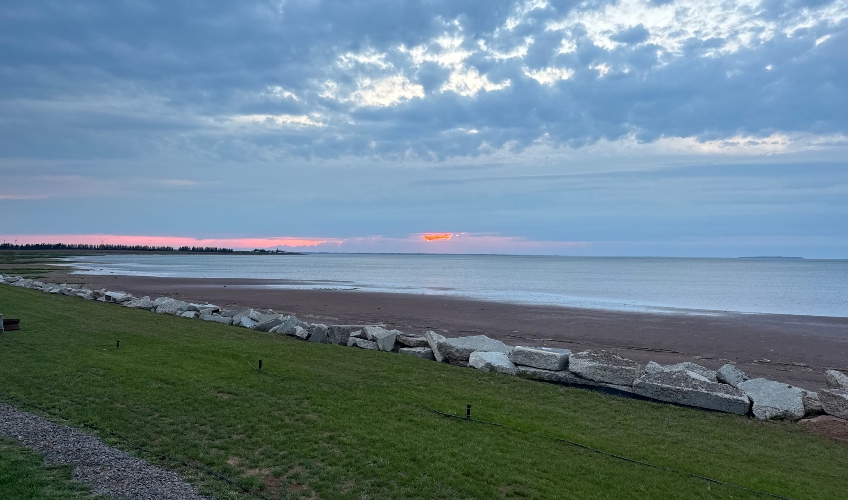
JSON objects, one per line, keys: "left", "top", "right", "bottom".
{"left": 422, "top": 233, "right": 453, "bottom": 242}
{"left": 0, "top": 234, "right": 334, "bottom": 249}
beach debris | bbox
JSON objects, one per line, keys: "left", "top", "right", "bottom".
{"left": 363, "top": 326, "right": 400, "bottom": 352}
{"left": 425, "top": 331, "right": 447, "bottom": 362}
{"left": 347, "top": 337, "right": 379, "bottom": 350}
{"left": 824, "top": 370, "right": 848, "bottom": 390}
{"left": 436, "top": 335, "right": 512, "bottom": 365}
{"left": 509, "top": 346, "right": 571, "bottom": 371}
{"left": 568, "top": 351, "right": 642, "bottom": 386}
{"left": 633, "top": 370, "right": 751, "bottom": 415}
{"left": 819, "top": 389, "right": 848, "bottom": 419}
{"left": 396, "top": 334, "right": 429, "bottom": 348}
{"left": 737, "top": 378, "right": 806, "bottom": 421}
{"left": 398, "top": 347, "right": 436, "bottom": 360}
{"left": 802, "top": 390, "right": 824, "bottom": 416}
{"left": 469, "top": 351, "right": 517, "bottom": 375}
{"left": 716, "top": 363, "right": 750, "bottom": 388}
{"left": 200, "top": 314, "right": 233, "bottom": 325}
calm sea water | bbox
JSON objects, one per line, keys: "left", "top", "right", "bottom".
{"left": 63, "top": 254, "right": 848, "bottom": 317}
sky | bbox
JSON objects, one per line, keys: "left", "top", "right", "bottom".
{"left": 1, "top": 0, "right": 847, "bottom": 257}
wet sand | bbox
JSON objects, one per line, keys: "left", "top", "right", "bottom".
{"left": 68, "top": 274, "right": 848, "bottom": 391}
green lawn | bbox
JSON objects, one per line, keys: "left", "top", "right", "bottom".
{"left": 0, "top": 438, "right": 103, "bottom": 499}
{"left": 0, "top": 285, "right": 846, "bottom": 499}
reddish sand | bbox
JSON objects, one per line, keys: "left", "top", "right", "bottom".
{"left": 69, "top": 275, "right": 848, "bottom": 391}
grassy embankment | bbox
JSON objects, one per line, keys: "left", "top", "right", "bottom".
{"left": 1, "top": 285, "right": 847, "bottom": 499}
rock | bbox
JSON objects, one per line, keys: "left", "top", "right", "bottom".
{"left": 396, "top": 335, "right": 429, "bottom": 348}
{"left": 825, "top": 370, "right": 848, "bottom": 390}
{"left": 256, "top": 314, "right": 285, "bottom": 332}
{"left": 307, "top": 324, "right": 328, "bottom": 342}
{"left": 198, "top": 307, "right": 219, "bottom": 316}
{"left": 716, "top": 364, "right": 749, "bottom": 388}
{"left": 155, "top": 298, "right": 190, "bottom": 315}
{"left": 645, "top": 361, "right": 664, "bottom": 374}
{"left": 425, "top": 331, "right": 447, "bottom": 362}
{"left": 248, "top": 310, "right": 264, "bottom": 322}
{"left": 219, "top": 309, "right": 241, "bottom": 317}
{"left": 469, "top": 351, "right": 517, "bottom": 375}
{"left": 271, "top": 316, "right": 304, "bottom": 335}
{"left": 327, "top": 325, "right": 369, "bottom": 345}
{"left": 231, "top": 309, "right": 253, "bottom": 324}
{"left": 568, "top": 351, "right": 642, "bottom": 386}
{"left": 292, "top": 326, "right": 310, "bottom": 340}
{"left": 200, "top": 314, "right": 233, "bottom": 325}
{"left": 180, "top": 311, "right": 199, "bottom": 319}
{"left": 398, "top": 347, "right": 436, "bottom": 360}
{"left": 104, "top": 291, "right": 133, "bottom": 303}
{"left": 348, "top": 338, "right": 379, "bottom": 350}
{"left": 819, "top": 389, "right": 848, "bottom": 419}
{"left": 363, "top": 326, "right": 399, "bottom": 352}
{"left": 802, "top": 390, "right": 824, "bottom": 416}
{"left": 348, "top": 329, "right": 367, "bottom": 340}
{"left": 517, "top": 366, "right": 598, "bottom": 386}
{"left": 509, "top": 346, "right": 571, "bottom": 371}
{"left": 633, "top": 371, "right": 751, "bottom": 415}
{"left": 436, "top": 335, "right": 511, "bottom": 364}
{"left": 238, "top": 316, "right": 260, "bottom": 329}
{"left": 660, "top": 362, "right": 717, "bottom": 382}
{"left": 123, "top": 297, "right": 157, "bottom": 310}
{"left": 737, "top": 378, "right": 805, "bottom": 421}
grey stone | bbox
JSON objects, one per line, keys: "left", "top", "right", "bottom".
{"left": 231, "top": 309, "right": 253, "bottom": 324}
{"left": 716, "top": 364, "right": 749, "bottom": 388}
{"left": 180, "top": 311, "right": 199, "bottom": 319}
{"left": 819, "top": 389, "right": 848, "bottom": 419}
{"left": 737, "top": 378, "right": 805, "bottom": 421}
{"left": 436, "top": 335, "right": 511, "bottom": 364}
{"left": 248, "top": 309, "right": 264, "bottom": 322}
{"left": 327, "top": 325, "right": 370, "bottom": 345}
{"left": 307, "top": 324, "right": 328, "bottom": 342}
{"left": 517, "top": 366, "right": 599, "bottom": 386}
{"left": 398, "top": 347, "right": 436, "bottom": 360}
{"left": 802, "top": 390, "right": 824, "bottom": 416}
{"left": 256, "top": 314, "right": 285, "bottom": 332}
{"left": 825, "top": 370, "right": 848, "bottom": 390}
{"left": 238, "top": 316, "right": 260, "bottom": 329}
{"left": 644, "top": 361, "right": 664, "bottom": 374}
{"left": 155, "top": 298, "right": 189, "bottom": 315}
{"left": 469, "top": 351, "right": 517, "bottom": 375}
{"left": 363, "top": 326, "right": 399, "bottom": 352}
{"left": 123, "top": 297, "right": 157, "bottom": 310}
{"left": 568, "top": 351, "right": 642, "bottom": 386}
{"left": 271, "top": 316, "right": 304, "bottom": 335}
{"left": 661, "top": 362, "right": 717, "bottom": 382}
{"left": 425, "top": 331, "right": 447, "bottom": 362}
{"left": 396, "top": 335, "right": 429, "bottom": 348}
{"left": 219, "top": 309, "right": 241, "bottom": 317}
{"left": 348, "top": 338, "right": 379, "bottom": 350}
{"left": 200, "top": 314, "right": 233, "bottom": 325}
{"left": 509, "top": 346, "right": 570, "bottom": 371}
{"left": 292, "top": 326, "right": 310, "bottom": 340}
{"left": 104, "top": 291, "right": 133, "bottom": 303}
{"left": 633, "top": 371, "right": 751, "bottom": 415}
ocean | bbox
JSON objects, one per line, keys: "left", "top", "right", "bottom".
{"left": 62, "top": 254, "right": 848, "bottom": 318}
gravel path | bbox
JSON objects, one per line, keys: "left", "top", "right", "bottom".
{"left": 0, "top": 403, "right": 208, "bottom": 500}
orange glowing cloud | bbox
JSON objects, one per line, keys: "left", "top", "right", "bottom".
{"left": 422, "top": 233, "right": 453, "bottom": 242}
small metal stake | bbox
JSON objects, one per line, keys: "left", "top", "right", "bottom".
{"left": 258, "top": 359, "right": 263, "bottom": 372}
{"left": 116, "top": 340, "right": 120, "bottom": 349}
{"left": 466, "top": 404, "right": 471, "bottom": 420}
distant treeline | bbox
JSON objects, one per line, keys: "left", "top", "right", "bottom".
{"left": 0, "top": 243, "right": 234, "bottom": 253}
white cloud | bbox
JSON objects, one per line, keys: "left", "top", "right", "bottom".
{"left": 441, "top": 67, "right": 510, "bottom": 97}
{"left": 591, "top": 63, "right": 611, "bottom": 77}
{"left": 504, "top": 0, "right": 549, "bottom": 31}
{"left": 322, "top": 75, "right": 424, "bottom": 107}
{"left": 402, "top": 35, "right": 473, "bottom": 68}
{"left": 338, "top": 49, "right": 392, "bottom": 69}
{"left": 523, "top": 66, "right": 574, "bottom": 85}
{"left": 264, "top": 86, "right": 298, "bottom": 101}
{"left": 480, "top": 36, "right": 534, "bottom": 60}
{"left": 815, "top": 34, "right": 831, "bottom": 46}
{"left": 230, "top": 113, "right": 324, "bottom": 127}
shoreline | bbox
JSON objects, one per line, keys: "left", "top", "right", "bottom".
{"left": 67, "top": 274, "right": 848, "bottom": 390}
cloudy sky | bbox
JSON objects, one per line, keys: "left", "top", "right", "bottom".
{"left": 1, "top": 0, "right": 846, "bottom": 256}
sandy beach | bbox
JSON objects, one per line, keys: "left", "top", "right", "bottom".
{"left": 67, "top": 274, "right": 848, "bottom": 390}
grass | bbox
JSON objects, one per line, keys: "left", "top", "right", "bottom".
{"left": 0, "top": 285, "right": 847, "bottom": 499}
{"left": 0, "top": 438, "right": 104, "bottom": 499}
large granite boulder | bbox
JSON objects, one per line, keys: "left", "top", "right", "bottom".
{"left": 270, "top": 316, "right": 305, "bottom": 335}
{"left": 825, "top": 370, "right": 848, "bottom": 390}
{"left": 436, "top": 336, "right": 511, "bottom": 365}
{"left": 200, "top": 314, "right": 233, "bottom": 325}
{"left": 307, "top": 324, "right": 328, "bottom": 342}
{"left": 237, "top": 316, "right": 260, "bottom": 329}
{"left": 633, "top": 371, "right": 751, "bottom": 415}
{"left": 819, "top": 389, "right": 848, "bottom": 419}
{"left": 155, "top": 298, "right": 190, "bottom": 315}
{"left": 124, "top": 297, "right": 157, "bottom": 310}
{"left": 568, "top": 351, "right": 642, "bottom": 386}
{"left": 399, "top": 347, "right": 436, "bottom": 360}
{"left": 509, "top": 346, "right": 571, "bottom": 371}
{"left": 469, "top": 351, "right": 517, "bottom": 375}
{"left": 397, "top": 335, "right": 429, "bottom": 348}
{"left": 105, "top": 291, "right": 133, "bottom": 303}
{"left": 347, "top": 337, "right": 379, "bottom": 350}
{"left": 292, "top": 326, "right": 311, "bottom": 340}
{"left": 326, "top": 325, "right": 369, "bottom": 345}
{"left": 716, "top": 364, "right": 749, "bottom": 388}
{"left": 425, "top": 331, "right": 447, "bottom": 362}
{"left": 363, "top": 326, "right": 399, "bottom": 352}
{"left": 802, "top": 390, "right": 824, "bottom": 416}
{"left": 737, "top": 378, "right": 805, "bottom": 421}
{"left": 248, "top": 309, "right": 264, "bottom": 322}
{"left": 659, "top": 362, "right": 717, "bottom": 382}
{"left": 180, "top": 311, "right": 199, "bottom": 319}
{"left": 517, "top": 366, "right": 598, "bottom": 386}
{"left": 256, "top": 314, "right": 285, "bottom": 332}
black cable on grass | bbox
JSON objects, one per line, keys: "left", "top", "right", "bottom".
{"left": 426, "top": 406, "right": 795, "bottom": 500}
{"left": 0, "top": 392, "right": 270, "bottom": 500}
